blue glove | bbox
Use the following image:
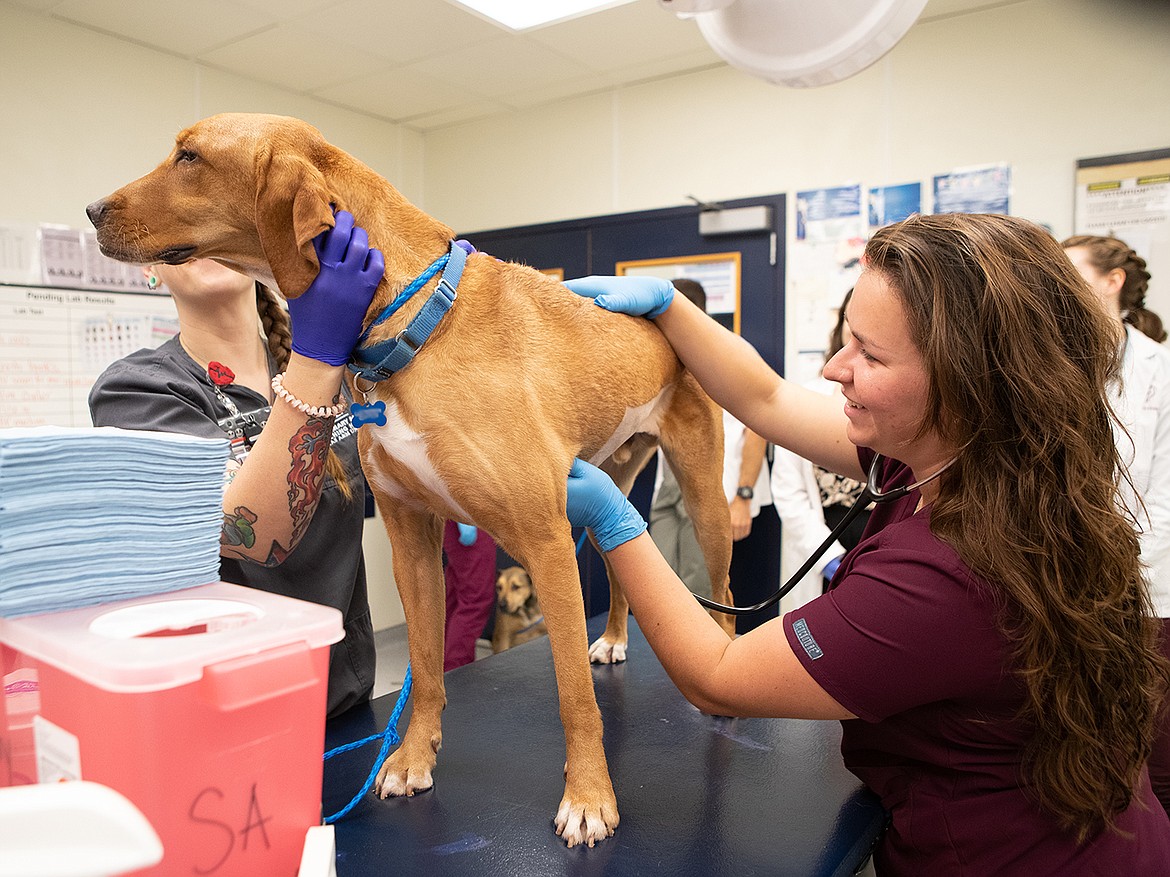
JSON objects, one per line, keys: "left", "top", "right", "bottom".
{"left": 288, "top": 210, "right": 386, "bottom": 366}
{"left": 456, "top": 523, "right": 478, "bottom": 546}
{"left": 565, "top": 458, "right": 647, "bottom": 553}
{"left": 823, "top": 554, "right": 844, "bottom": 582}
{"left": 563, "top": 275, "right": 674, "bottom": 319}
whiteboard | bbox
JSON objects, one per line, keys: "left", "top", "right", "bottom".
{"left": 0, "top": 284, "right": 179, "bottom": 428}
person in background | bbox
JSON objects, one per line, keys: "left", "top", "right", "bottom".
{"left": 442, "top": 520, "right": 497, "bottom": 671}
{"left": 1063, "top": 233, "right": 1170, "bottom": 818}
{"left": 647, "top": 280, "right": 712, "bottom": 596}
{"left": 563, "top": 213, "right": 1170, "bottom": 873}
{"left": 772, "top": 288, "right": 870, "bottom": 612}
{"left": 89, "top": 212, "right": 384, "bottom": 718}
{"left": 647, "top": 278, "right": 778, "bottom": 632}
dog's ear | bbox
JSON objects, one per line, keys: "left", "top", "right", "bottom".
{"left": 255, "top": 149, "right": 334, "bottom": 299}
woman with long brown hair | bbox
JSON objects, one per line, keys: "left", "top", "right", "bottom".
{"left": 563, "top": 213, "right": 1170, "bottom": 873}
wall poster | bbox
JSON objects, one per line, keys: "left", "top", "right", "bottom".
{"left": 1075, "top": 148, "right": 1170, "bottom": 319}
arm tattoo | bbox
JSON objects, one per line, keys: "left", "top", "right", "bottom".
{"left": 221, "top": 506, "right": 291, "bottom": 566}
{"left": 287, "top": 416, "right": 333, "bottom": 545}
{"left": 222, "top": 505, "right": 258, "bottom": 549}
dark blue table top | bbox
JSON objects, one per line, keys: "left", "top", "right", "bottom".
{"left": 324, "top": 615, "right": 885, "bottom": 876}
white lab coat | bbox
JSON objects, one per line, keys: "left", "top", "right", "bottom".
{"left": 1112, "top": 325, "right": 1170, "bottom": 617}
{"left": 651, "top": 410, "right": 772, "bottom": 513}
{"left": 721, "top": 410, "right": 772, "bottom": 513}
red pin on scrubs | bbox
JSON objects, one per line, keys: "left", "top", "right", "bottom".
{"left": 207, "top": 362, "right": 235, "bottom": 386}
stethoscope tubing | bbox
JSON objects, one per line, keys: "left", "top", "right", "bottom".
{"left": 694, "top": 453, "right": 954, "bottom": 616}
{"left": 693, "top": 493, "right": 874, "bottom": 616}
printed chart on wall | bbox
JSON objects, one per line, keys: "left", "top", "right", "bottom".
{"left": 0, "top": 285, "right": 179, "bottom": 428}
{"left": 932, "top": 163, "right": 1011, "bottom": 216}
{"left": 790, "top": 184, "right": 866, "bottom": 386}
{"left": 1075, "top": 149, "right": 1170, "bottom": 319}
{"left": 617, "top": 253, "right": 741, "bottom": 333}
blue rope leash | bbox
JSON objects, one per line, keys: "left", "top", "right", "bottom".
{"left": 324, "top": 526, "right": 580, "bottom": 823}
{"left": 321, "top": 663, "right": 413, "bottom": 824}
{"left": 355, "top": 255, "right": 449, "bottom": 346}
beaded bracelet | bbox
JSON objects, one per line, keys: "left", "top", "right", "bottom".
{"left": 271, "top": 373, "right": 347, "bottom": 419}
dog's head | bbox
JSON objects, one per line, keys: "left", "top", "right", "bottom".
{"left": 86, "top": 113, "right": 338, "bottom": 298}
{"left": 496, "top": 566, "right": 536, "bottom": 615}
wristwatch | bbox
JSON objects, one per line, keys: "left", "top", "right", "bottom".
{"left": 735, "top": 485, "right": 754, "bottom": 500}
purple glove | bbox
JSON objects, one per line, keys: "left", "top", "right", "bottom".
{"left": 822, "top": 555, "right": 844, "bottom": 582}
{"left": 288, "top": 211, "right": 385, "bottom": 366}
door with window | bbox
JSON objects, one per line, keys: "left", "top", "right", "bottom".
{"left": 464, "top": 194, "right": 786, "bottom": 617}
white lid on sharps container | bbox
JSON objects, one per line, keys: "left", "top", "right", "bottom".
{"left": 0, "top": 581, "right": 343, "bottom": 693}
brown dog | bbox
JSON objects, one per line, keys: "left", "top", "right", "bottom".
{"left": 87, "top": 113, "right": 734, "bottom": 848}
{"left": 492, "top": 566, "right": 548, "bottom": 653}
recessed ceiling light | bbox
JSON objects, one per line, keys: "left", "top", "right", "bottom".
{"left": 449, "top": 0, "right": 639, "bottom": 32}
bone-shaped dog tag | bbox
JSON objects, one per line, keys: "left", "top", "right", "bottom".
{"left": 350, "top": 401, "right": 387, "bottom": 428}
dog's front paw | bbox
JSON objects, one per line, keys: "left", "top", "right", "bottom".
{"left": 588, "top": 634, "right": 627, "bottom": 664}
{"left": 554, "top": 792, "right": 619, "bottom": 848}
{"left": 375, "top": 750, "right": 435, "bottom": 799}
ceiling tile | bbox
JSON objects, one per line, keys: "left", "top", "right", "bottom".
{"left": 407, "top": 34, "right": 599, "bottom": 95}
{"left": 526, "top": 0, "right": 716, "bottom": 72}
{"left": 314, "top": 0, "right": 506, "bottom": 65}
{"left": 398, "top": 100, "right": 515, "bottom": 132}
{"left": 50, "top": 0, "right": 275, "bottom": 56}
{"left": 600, "top": 47, "right": 727, "bottom": 86}
{"left": 920, "top": 0, "right": 1023, "bottom": 20}
{"left": 198, "top": 20, "right": 391, "bottom": 92}
{"left": 7, "top": 0, "right": 67, "bottom": 11}
{"left": 235, "top": 0, "right": 339, "bottom": 19}
{"left": 497, "top": 74, "right": 615, "bottom": 110}
{"left": 312, "top": 65, "right": 484, "bottom": 121}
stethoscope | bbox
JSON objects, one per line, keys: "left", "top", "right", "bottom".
{"left": 695, "top": 453, "right": 956, "bottom": 616}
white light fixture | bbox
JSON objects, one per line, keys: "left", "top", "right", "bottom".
{"left": 450, "top": 0, "right": 639, "bottom": 31}
{"left": 661, "top": 0, "right": 928, "bottom": 88}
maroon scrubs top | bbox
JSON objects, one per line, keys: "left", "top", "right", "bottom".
{"left": 784, "top": 451, "right": 1170, "bottom": 875}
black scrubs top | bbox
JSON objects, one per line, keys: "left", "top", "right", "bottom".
{"left": 89, "top": 336, "right": 375, "bottom": 718}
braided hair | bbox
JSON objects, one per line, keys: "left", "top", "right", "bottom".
{"left": 255, "top": 283, "right": 355, "bottom": 500}
{"left": 1062, "top": 234, "right": 1164, "bottom": 342}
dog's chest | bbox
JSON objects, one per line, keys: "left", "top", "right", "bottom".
{"left": 357, "top": 399, "right": 468, "bottom": 518}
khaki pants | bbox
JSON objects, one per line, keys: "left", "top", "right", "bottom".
{"left": 648, "top": 462, "right": 712, "bottom": 598}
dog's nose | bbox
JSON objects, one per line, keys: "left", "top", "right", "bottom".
{"left": 85, "top": 199, "right": 108, "bottom": 228}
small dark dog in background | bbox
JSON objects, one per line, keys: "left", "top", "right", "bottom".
{"left": 492, "top": 567, "right": 548, "bottom": 653}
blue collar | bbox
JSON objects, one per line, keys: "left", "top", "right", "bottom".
{"left": 348, "top": 240, "right": 467, "bottom": 383}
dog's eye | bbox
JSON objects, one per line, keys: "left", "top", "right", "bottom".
{"left": 175, "top": 149, "right": 199, "bottom": 164}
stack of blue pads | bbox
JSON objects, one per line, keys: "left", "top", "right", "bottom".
{"left": 0, "top": 427, "right": 227, "bottom": 617}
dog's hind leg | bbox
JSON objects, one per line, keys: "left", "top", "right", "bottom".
{"left": 587, "top": 433, "right": 659, "bottom": 664}
{"left": 370, "top": 498, "right": 448, "bottom": 799}
{"left": 659, "top": 375, "right": 736, "bottom": 636}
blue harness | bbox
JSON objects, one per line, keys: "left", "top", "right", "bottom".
{"left": 348, "top": 240, "right": 467, "bottom": 385}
